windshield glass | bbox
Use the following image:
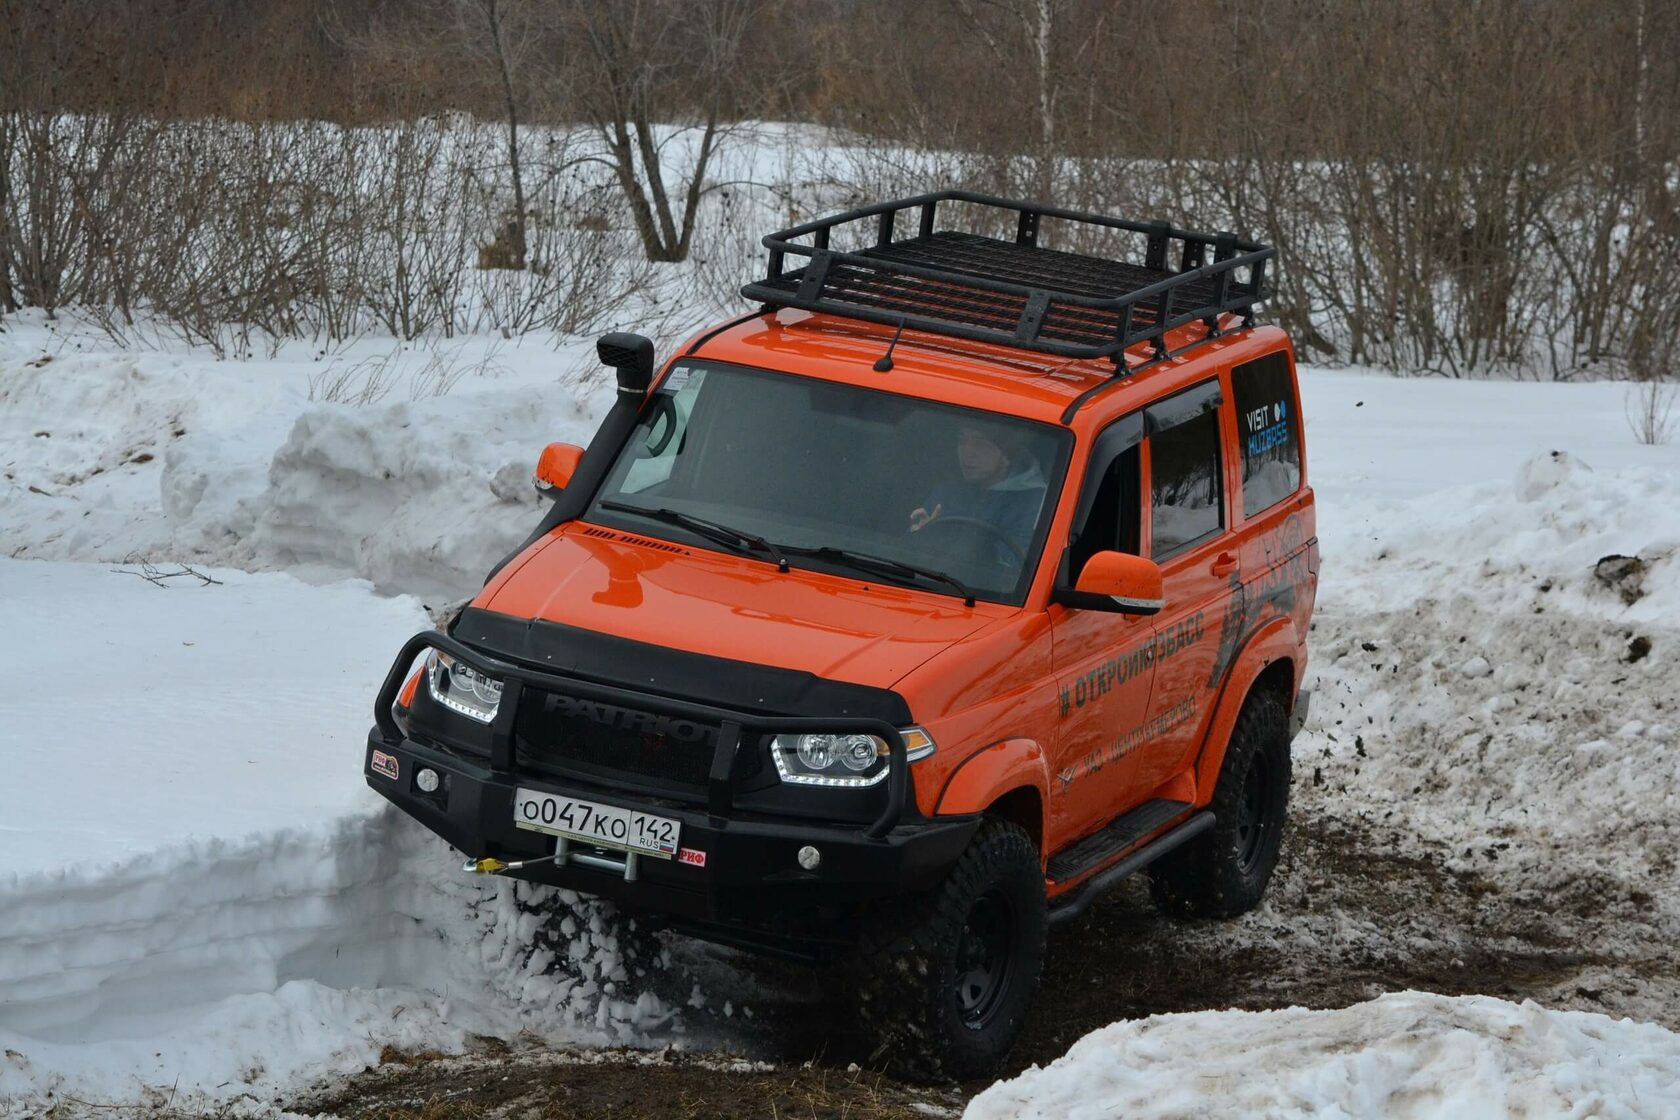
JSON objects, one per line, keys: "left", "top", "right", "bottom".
{"left": 588, "top": 361, "right": 1071, "bottom": 604}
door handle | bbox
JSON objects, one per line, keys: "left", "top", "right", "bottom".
{"left": 1211, "top": 552, "right": 1239, "bottom": 577}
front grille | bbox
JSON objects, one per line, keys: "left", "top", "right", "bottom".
{"left": 514, "top": 689, "right": 746, "bottom": 794}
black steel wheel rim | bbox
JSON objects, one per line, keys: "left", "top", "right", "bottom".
{"left": 1236, "top": 754, "right": 1268, "bottom": 874}
{"left": 955, "top": 888, "right": 1017, "bottom": 1029}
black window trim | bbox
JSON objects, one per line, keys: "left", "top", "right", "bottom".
{"left": 1057, "top": 410, "right": 1146, "bottom": 592}
{"left": 1068, "top": 411, "right": 1144, "bottom": 543}
{"left": 1144, "top": 378, "right": 1223, "bottom": 435}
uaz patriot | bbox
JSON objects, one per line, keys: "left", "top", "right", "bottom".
{"left": 365, "top": 192, "right": 1317, "bottom": 1080}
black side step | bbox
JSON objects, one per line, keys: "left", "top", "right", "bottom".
{"left": 1047, "top": 810, "right": 1216, "bottom": 928}
{"left": 1046, "top": 798, "right": 1191, "bottom": 882}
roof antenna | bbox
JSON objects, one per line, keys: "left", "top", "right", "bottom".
{"left": 873, "top": 318, "right": 906, "bottom": 372}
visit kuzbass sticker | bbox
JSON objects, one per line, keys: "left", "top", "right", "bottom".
{"left": 370, "top": 750, "right": 399, "bottom": 781}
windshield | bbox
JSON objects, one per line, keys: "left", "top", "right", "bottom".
{"left": 587, "top": 361, "right": 1071, "bottom": 605}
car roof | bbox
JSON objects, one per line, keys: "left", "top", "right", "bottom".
{"left": 686, "top": 311, "right": 1289, "bottom": 432}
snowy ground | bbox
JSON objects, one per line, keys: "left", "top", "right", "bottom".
{"left": 970, "top": 992, "right": 1680, "bottom": 1119}
{"left": 3, "top": 307, "right": 1680, "bottom": 1117}
{"left": 0, "top": 561, "right": 680, "bottom": 1116}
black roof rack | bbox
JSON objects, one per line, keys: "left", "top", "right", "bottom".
{"left": 740, "top": 190, "right": 1273, "bottom": 369}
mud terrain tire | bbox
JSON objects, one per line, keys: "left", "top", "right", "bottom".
{"left": 1149, "top": 688, "right": 1291, "bottom": 918}
{"left": 850, "top": 818, "right": 1045, "bottom": 1083}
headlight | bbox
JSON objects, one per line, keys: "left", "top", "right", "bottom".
{"left": 771, "top": 727, "right": 936, "bottom": 787}
{"left": 425, "top": 650, "right": 503, "bottom": 724}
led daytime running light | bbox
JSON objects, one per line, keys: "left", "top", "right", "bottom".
{"left": 425, "top": 650, "right": 502, "bottom": 724}
{"left": 770, "top": 727, "right": 936, "bottom": 787}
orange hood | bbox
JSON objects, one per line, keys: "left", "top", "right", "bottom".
{"left": 479, "top": 524, "right": 1008, "bottom": 690}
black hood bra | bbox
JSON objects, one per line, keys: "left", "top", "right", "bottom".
{"left": 451, "top": 606, "right": 914, "bottom": 726}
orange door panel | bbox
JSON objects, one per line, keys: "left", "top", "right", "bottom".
{"left": 1132, "top": 379, "right": 1236, "bottom": 792}
{"left": 1134, "top": 536, "right": 1229, "bottom": 791}
{"left": 1048, "top": 604, "right": 1157, "bottom": 845}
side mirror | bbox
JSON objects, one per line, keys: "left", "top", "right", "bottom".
{"left": 1059, "top": 551, "right": 1164, "bottom": 614}
{"left": 534, "top": 442, "right": 586, "bottom": 494}
{"left": 597, "top": 332, "right": 656, "bottom": 397}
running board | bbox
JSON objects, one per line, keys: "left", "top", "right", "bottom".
{"left": 1046, "top": 798, "right": 1191, "bottom": 882}
{"left": 1047, "top": 810, "right": 1216, "bottom": 928}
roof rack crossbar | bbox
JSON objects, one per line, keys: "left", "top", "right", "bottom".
{"left": 742, "top": 191, "right": 1273, "bottom": 366}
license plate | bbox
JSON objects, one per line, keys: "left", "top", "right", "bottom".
{"left": 512, "top": 788, "right": 680, "bottom": 858}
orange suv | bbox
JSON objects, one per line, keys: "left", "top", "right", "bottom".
{"left": 366, "top": 192, "right": 1317, "bottom": 1080}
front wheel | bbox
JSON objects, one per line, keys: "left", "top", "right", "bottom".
{"left": 1148, "top": 688, "right": 1291, "bottom": 918}
{"left": 848, "top": 818, "right": 1046, "bottom": 1083}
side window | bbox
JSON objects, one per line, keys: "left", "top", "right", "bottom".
{"left": 1069, "top": 443, "right": 1142, "bottom": 579}
{"left": 1149, "top": 409, "right": 1224, "bottom": 558}
{"left": 620, "top": 368, "right": 706, "bottom": 494}
{"left": 1232, "top": 351, "right": 1302, "bottom": 517}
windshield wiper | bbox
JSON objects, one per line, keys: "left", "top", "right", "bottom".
{"left": 783, "top": 545, "right": 976, "bottom": 607}
{"left": 596, "top": 502, "right": 973, "bottom": 604}
{"left": 598, "top": 500, "right": 789, "bottom": 572}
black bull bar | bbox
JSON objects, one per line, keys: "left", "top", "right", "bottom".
{"left": 373, "top": 630, "right": 913, "bottom": 840}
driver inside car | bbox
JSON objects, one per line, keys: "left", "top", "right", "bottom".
{"left": 908, "top": 422, "right": 1047, "bottom": 562}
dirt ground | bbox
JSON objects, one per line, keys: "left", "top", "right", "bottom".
{"left": 294, "top": 798, "right": 1678, "bottom": 1120}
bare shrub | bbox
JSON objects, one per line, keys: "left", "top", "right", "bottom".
{"left": 463, "top": 148, "right": 651, "bottom": 337}
{"left": 1627, "top": 381, "right": 1676, "bottom": 446}
{"left": 362, "top": 115, "right": 476, "bottom": 340}
{"left": 310, "top": 338, "right": 510, "bottom": 406}
{"left": 1624, "top": 264, "right": 1680, "bottom": 445}
{"left": 681, "top": 188, "right": 769, "bottom": 320}
{"left": 407, "top": 338, "right": 507, "bottom": 400}
{"left": 308, "top": 348, "right": 401, "bottom": 405}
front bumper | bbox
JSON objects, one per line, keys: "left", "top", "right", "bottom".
{"left": 366, "top": 732, "right": 978, "bottom": 932}
{"left": 364, "top": 629, "right": 979, "bottom": 950}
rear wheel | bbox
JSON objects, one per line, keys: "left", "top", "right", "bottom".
{"left": 1149, "top": 688, "right": 1291, "bottom": 918}
{"left": 849, "top": 818, "right": 1045, "bottom": 1083}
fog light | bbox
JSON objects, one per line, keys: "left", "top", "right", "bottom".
{"left": 797, "top": 845, "right": 821, "bottom": 871}
{"left": 416, "top": 768, "right": 440, "bottom": 794}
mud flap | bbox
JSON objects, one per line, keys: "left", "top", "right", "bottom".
{"left": 1289, "top": 688, "right": 1311, "bottom": 740}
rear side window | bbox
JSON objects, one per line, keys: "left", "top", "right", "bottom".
{"left": 1232, "top": 351, "right": 1302, "bottom": 517}
{"left": 1150, "top": 410, "right": 1223, "bottom": 557}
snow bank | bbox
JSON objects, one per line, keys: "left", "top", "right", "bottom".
{"left": 966, "top": 991, "right": 1680, "bottom": 1120}
{"left": 0, "top": 814, "right": 676, "bottom": 1115}
{"left": 1, "top": 560, "right": 424, "bottom": 870}
{"left": 0, "top": 813, "right": 674, "bottom": 1115}
{"left": 1, "top": 318, "right": 620, "bottom": 602}
{"left": 1301, "top": 450, "right": 1680, "bottom": 931}
{"left": 0, "top": 345, "right": 296, "bottom": 563}
{"left": 0, "top": 561, "right": 674, "bottom": 1116}
{"left": 237, "top": 387, "right": 600, "bottom": 603}
{"left": 1327, "top": 447, "right": 1679, "bottom": 624}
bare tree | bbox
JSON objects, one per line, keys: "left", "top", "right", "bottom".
{"left": 551, "top": 0, "right": 764, "bottom": 263}
{"left": 472, "top": 0, "right": 530, "bottom": 269}
{"left": 415, "top": 0, "right": 540, "bottom": 270}
{"left": 950, "top": 0, "right": 1070, "bottom": 198}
